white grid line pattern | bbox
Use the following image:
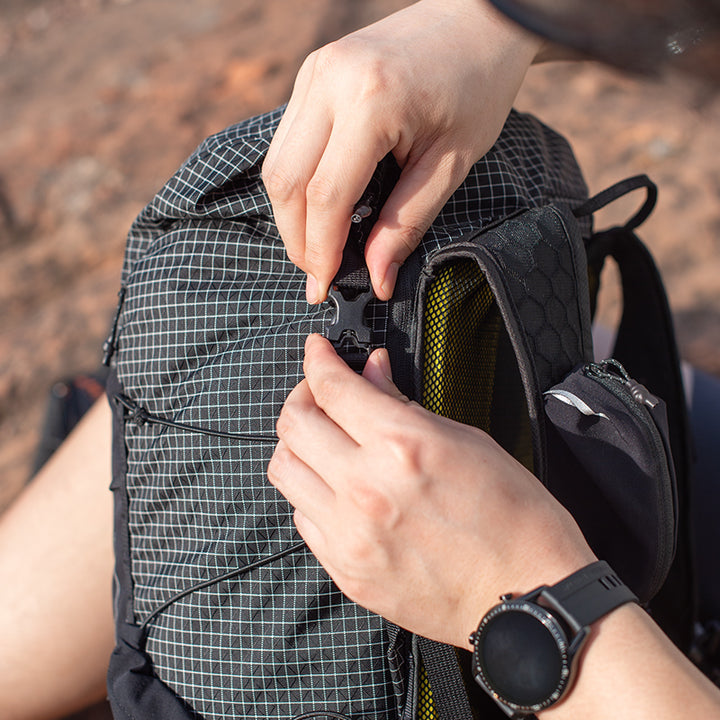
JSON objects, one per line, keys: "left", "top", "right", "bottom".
{"left": 114, "top": 105, "right": 589, "bottom": 719}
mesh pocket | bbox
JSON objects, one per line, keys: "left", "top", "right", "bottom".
{"left": 421, "top": 259, "right": 533, "bottom": 472}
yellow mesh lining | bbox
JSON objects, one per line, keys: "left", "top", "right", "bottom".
{"left": 417, "top": 662, "right": 436, "bottom": 720}
{"left": 421, "top": 258, "right": 533, "bottom": 470}
{"left": 422, "top": 259, "right": 533, "bottom": 478}
{"left": 422, "top": 261, "right": 501, "bottom": 429}
{"left": 416, "top": 259, "right": 534, "bottom": 718}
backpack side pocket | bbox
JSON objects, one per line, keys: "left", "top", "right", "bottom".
{"left": 544, "top": 359, "right": 677, "bottom": 603}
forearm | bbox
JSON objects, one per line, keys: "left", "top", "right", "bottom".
{"left": 544, "top": 602, "right": 720, "bottom": 718}
{"left": 0, "top": 399, "right": 114, "bottom": 720}
{"left": 272, "top": 337, "right": 720, "bottom": 719}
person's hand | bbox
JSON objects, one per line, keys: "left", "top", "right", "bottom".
{"left": 262, "top": 0, "right": 543, "bottom": 304}
{"left": 268, "top": 335, "right": 596, "bottom": 649}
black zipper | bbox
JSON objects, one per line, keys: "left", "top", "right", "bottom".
{"left": 585, "top": 359, "right": 661, "bottom": 409}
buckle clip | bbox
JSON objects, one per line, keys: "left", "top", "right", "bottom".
{"left": 325, "top": 285, "right": 375, "bottom": 371}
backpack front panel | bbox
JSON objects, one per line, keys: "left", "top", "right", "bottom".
{"left": 109, "top": 106, "right": 591, "bottom": 720}
{"left": 114, "top": 211, "right": 400, "bottom": 719}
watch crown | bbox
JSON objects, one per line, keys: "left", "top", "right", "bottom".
{"left": 500, "top": 593, "right": 513, "bottom": 602}
{"left": 469, "top": 631, "right": 477, "bottom": 644}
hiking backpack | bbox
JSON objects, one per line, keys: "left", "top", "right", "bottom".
{"left": 104, "top": 105, "right": 693, "bottom": 720}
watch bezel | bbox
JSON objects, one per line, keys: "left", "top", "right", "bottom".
{"left": 471, "top": 597, "right": 577, "bottom": 716}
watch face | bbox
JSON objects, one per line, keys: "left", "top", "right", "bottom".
{"left": 473, "top": 602, "right": 570, "bottom": 712}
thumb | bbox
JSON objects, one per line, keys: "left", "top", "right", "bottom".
{"left": 361, "top": 348, "right": 407, "bottom": 401}
{"left": 365, "top": 146, "right": 472, "bottom": 300}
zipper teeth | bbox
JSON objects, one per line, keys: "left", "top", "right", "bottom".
{"left": 584, "top": 367, "right": 674, "bottom": 595}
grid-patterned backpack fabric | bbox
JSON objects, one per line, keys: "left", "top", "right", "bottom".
{"left": 105, "top": 105, "right": 591, "bottom": 720}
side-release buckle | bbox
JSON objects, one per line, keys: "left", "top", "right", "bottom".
{"left": 325, "top": 285, "right": 375, "bottom": 372}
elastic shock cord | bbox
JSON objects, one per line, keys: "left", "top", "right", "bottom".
{"left": 114, "top": 393, "right": 306, "bottom": 631}
{"left": 139, "top": 541, "right": 309, "bottom": 632}
{"left": 114, "top": 392, "right": 278, "bottom": 443}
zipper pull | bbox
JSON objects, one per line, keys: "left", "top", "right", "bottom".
{"left": 624, "top": 378, "right": 660, "bottom": 409}
{"left": 350, "top": 203, "right": 373, "bottom": 224}
{"left": 586, "top": 359, "right": 661, "bottom": 409}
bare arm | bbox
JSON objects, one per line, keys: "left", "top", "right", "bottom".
{"left": 0, "top": 398, "right": 114, "bottom": 720}
{"left": 269, "top": 335, "right": 720, "bottom": 719}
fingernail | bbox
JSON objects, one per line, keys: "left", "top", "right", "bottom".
{"left": 377, "top": 348, "right": 393, "bottom": 382}
{"left": 380, "top": 263, "right": 401, "bottom": 300}
{"left": 306, "top": 275, "right": 319, "bottom": 304}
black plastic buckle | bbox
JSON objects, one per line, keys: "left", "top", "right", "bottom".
{"left": 325, "top": 285, "right": 375, "bottom": 372}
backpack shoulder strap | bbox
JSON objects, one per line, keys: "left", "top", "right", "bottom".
{"left": 417, "top": 637, "right": 475, "bottom": 720}
{"left": 574, "top": 175, "right": 691, "bottom": 487}
{"left": 575, "top": 176, "right": 696, "bottom": 650}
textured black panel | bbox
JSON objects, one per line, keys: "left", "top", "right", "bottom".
{"left": 481, "top": 207, "right": 592, "bottom": 391}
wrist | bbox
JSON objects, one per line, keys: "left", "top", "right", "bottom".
{"left": 418, "top": 0, "right": 544, "bottom": 65}
{"left": 468, "top": 561, "right": 638, "bottom": 717}
{"left": 459, "top": 544, "right": 597, "bottom": 651}
{"left": 474, "top": 0, "right": 545, "bottom": 65}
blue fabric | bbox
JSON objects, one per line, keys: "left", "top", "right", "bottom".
{"left": 689, "top": 368, "right": 720, "bottom": 622}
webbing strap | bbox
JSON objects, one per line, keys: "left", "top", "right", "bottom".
{"left": 332, "top": 154, "right": 402, "bottom": 296}
{"left": 333, "top": 226, "right": 372, "bottom": 293}
{"left": 417, "top": 637, "right": 474, "bottom": 720}
{"left": 577, "top": 175, "right": 694, "bottom": 650}
{"left": 325, "top": 156, "right": 401, "bottom": 370}
{"left": 586, "top": 223, "right": 695, "bottom": 650}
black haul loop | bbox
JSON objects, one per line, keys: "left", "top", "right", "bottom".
{"left": 573, "top": 174, "right": 658, "bottom": 231}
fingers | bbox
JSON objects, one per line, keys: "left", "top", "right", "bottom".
{"left": 361, "top": 347, "right": 405, "bottom": 400}
{"left": 275, "top": 336, "right": 409, "bottom": 470}
{"left": 264, "top": 111, "right": 385, "bottom": 304}
{"left": 262, "top": 100, "right": 332, "bottom": 296}
{"left": 264, "top": 0, "right": 541, "bottom": 306}
{"left": 291, "top": 509, "right": 328, "bottom": 563}
{"left": 365, "top": 143, "right": 473, "bottom": 299}
{"left": 267, "top": 442, "right": 334, "bottom": 570}
{"left": 267, "top": 439, "right": 335, "bottom": 529}
{"left": 302, "top": 121, "right": 390, "bottom": 301}
{"left": 275, "top": 374, "right": 359, "bottom": 484}
{"left": 264, "top": 52, "right": 396, "bottom": 304}
{"left": 301, "top": 335, "right": 412, "bottom": 444}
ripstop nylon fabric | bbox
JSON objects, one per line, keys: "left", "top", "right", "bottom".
{"left": 108, "top": 104, "right": 590, "bottom": 719}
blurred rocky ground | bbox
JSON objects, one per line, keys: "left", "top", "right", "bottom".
{"left": 1, "top": 0, "right": 718, "bottom": 512}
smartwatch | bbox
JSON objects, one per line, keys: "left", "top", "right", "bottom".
{"left": 469, "top": 560, "right": 638, "bottom": 718}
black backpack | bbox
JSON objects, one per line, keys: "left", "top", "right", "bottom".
{"left": 104, "top": 106, "right": 693, "bottom": 720}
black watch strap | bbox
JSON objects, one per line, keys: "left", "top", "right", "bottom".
{"left": 543, "top": 560, "right": 638, "bottom": 628}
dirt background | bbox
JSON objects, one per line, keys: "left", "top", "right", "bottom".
{"left": 1, "top": 0, "right": 719, "bottom": 514}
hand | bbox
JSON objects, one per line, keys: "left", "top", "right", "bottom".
{"left": 268, "top": 335, "right": 596, "bottom": 649}
{"left": 262, "top": 0, "right": 542, "bottom": 303}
